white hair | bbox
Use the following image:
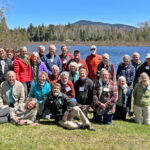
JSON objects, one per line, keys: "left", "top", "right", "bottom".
{"left": 138, "top": 72, "right": 150, "bottom": 84}
{"left": 52, "top": 65, "right": 59, "bottom": 71}
{"left": 102, "top": 53, "right": 109, "bottom": 59}
{"left": 38, "top": 45, "right": 45, "bottom": 50}
{"left": 60, "top": 71, "right": 69, "bottom": 78}
{"left": 133, "top": 52, "right": 140, "bottom": 57}
{"left": 20, "top": 46, "right": 27, "bottom": 52}
{"left": 31, "top": 51, "right": 40, "bottom": 63}
{"left": 123, "top": 54, "right": 130, "bottom": 60}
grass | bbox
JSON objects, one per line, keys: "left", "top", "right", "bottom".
{"left": 0, "top": 115, "right": 150, "bottom": 150}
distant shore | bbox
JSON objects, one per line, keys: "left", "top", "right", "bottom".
{"left": 28, "top": 41, "right": 150, "bottom": 46}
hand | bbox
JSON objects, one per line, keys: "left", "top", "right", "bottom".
{"left": 100, "top": 103, "right": 106, "bottom": 110}
{"left": 77, "top": 103, "right": 81, "bottom": 107}
{"left": 20, "top": 119, "right": 27, "bottom": 125}
{"left": 31, "top": 123, "right": 39, "bottom": 126}
{"left": 82, "top": 105, "right": 89, "bottom": 111}
{"left": 12, "top": 117, "right": 18, "bottom": 124}
{"left": 62, "top": 115, "right": 67, "bottom": 122}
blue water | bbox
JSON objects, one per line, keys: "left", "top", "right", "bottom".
{"left": 27, "top": 45, "right": 150, "bottom": 71}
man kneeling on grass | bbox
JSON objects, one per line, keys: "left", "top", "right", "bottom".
{"left": 44, "top": 83, "right": 95, "bottom": 131}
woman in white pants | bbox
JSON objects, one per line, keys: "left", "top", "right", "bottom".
{"left": 133, "top": 72, "right": 150, "bottom": 125}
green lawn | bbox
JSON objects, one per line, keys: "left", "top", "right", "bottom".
{"left": 0, "top": 117, "right": 150, "bottom": 150}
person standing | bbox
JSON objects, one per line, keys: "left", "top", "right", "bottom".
{"left": 14, "top": 46, "right": 32, "bottom": 98}
{"left": 59, "top": 45, "right": 73, "bottom": 71}
{"left": 86, "top": 45, "right": 101, "bottom": 80}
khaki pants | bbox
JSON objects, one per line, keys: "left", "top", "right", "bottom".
{"left": 58, "top": 106, "right": 91, "bottom": 129}
{"left": 134, "top": 105, "right": 150, "bottom": 125}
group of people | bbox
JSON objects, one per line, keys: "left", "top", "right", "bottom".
{"left": 0, "top": 44, "right": 150, "bottom": 131}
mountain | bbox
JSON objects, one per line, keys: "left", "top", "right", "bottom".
{"left": 72, "top": 20, "right": 136, "bottom": 29}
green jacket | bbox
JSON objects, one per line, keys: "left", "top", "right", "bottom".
{"left": 46, "top": 92, "right": 75, "bottom": 121}
{"left": 133, "top": 83, "right": 150, "bottom": 107}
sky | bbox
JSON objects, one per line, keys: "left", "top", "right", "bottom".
{"left": 2, "top": 0, "right": 150, "bottom": 29}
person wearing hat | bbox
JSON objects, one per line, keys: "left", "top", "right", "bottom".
{"left": 86, "top": 45, "right": 101, "bottom": 80}
{"left": 59, "top": 45, "right": 73, "bottom": 71}
{"left": 134, "top": 53, "right": 150, "bottom": 86}
{"left": 66, "top": 49, "right": 89, "bottom": 74}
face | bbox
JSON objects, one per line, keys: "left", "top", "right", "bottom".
{"left": 79, "top": 71, "right": 86, "bottom": 79}
{"left": 7, "top": 52, "right": 14, "bottom": 59}
{"left": 52, "top": 67, "right": 59, "bottom": 75}
{"left": 49, "top": 46, "right": 56, "bottom": 56}
{"left": 61, "top": 74, "right": 68, "bottom": 84}
{"left": 132, "top": 54, "right": 139, "bottom": 63}
{"left": 7, "top": 72, "right": 16, "bottom": 84}
{"left": 90, "top": 48, "right": 96, "bottom": 55}
{"left": 102, "top": 56, "right": 108, "bottom": 64}
{"left": 141, "top": 75, "right": 148, "bottom": 86}
{"left": 61, "top": 46, "right": 68, "bottom": 55}
{"left": 123, "top": 57, "right": 130, "bottom": 66}
{"left": 101, "top": 70, "right": 109, "bottom": 83}
{"left": 118, "top": 78, "right": 126, "bottom": 87}
{"left": 52, "top": 86, "right": 60, "bottom": 97}
{"left": 70, "top": 65, "right": 76, "bottom": 72}
{"left": 146, "top": 58, "right": 150, "bottom": 66}
{"left": 20, "top": 48, "right": 27, "bottom": 57}
{"left": 39, "top": 47, "right": 45, "bottom": 55}
{"left": 0, "top": 48, "right": 5, "bottom": 58}
{"left": 74, "top": 52, "right": 80, "bottom": 60}
{"left": 32, "top": 55, "right": 38, "bottom": 64}
{"left": 27, "top": 101, "right": 36, "bottom": 110}
{"left": 39, "top": 74, "right": 46, "bottom": 85}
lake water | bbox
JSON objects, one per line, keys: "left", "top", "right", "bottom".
{"left": 27, "top": 45, "right": 150, "bottom": 71}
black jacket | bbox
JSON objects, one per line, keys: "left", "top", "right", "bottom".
{"left": 74, "top": 77, "right": 93, "bottom": 105}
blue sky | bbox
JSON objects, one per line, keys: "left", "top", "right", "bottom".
{"left": 4, "top": 0, "right": 150, "bottom": 29}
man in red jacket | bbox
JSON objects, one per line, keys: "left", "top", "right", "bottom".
{"left": 14, "top": 46, "right": 32, "bottom": 99}
{"left": 59, "top": 45, "right": 73, "bottom": 71}
{"left": 67, "top": 50, "right": 89, "bottom": 74}
{"left": 86, "top": 45, "right": 101, "bottom": 80}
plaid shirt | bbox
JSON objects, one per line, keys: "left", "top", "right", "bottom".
{"left": 92, "top": 79, "right": 118, "bottom": 114}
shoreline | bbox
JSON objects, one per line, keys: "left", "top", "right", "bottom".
{"left": 28, "top": 41, "right": 150, "bottom": 47}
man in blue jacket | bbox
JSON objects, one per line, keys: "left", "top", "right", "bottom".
{"left": 43, "top": 45, "right": 62, "bottom": 75}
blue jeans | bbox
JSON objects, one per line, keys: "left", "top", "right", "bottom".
{"left": 93, "top": 112, "right": 113, "bottom": 124}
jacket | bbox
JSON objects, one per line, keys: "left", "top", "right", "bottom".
{"left": 67, "top": 58, "right": 89, "bottom": 75}
{"left": 133, "top": 83, "right": 150, "bottom": 107}
{"left": 31, "top": 60, "right": 48, "bottom": 84}
{"left": 134, "top": 61, "right": 150, "bottom": 86}
{"left": 43, "top": 53, "right": 62, "bottom": 75}
{"left": 58, "top": 79, "right": 75, "bottom": 98}
{"left": 117, "top": 84, "right": 131, "bottom": 110}
{"left": 116, "top": 63, "right": 135, "bottom": 88}
{"left": 14, "top": 56, "right": 32, "bottom": 83}
{"left": 47, "top": 75, "right": 60, "bottom": 86}
{"left": 97, "top": 62, "right": 114, "bottom": 80}
{"left": 0, "top": 58, "right": 13, "bottom": 83}
{"left": 29, "top": 81, "right": 51, "bottom": 104}
{"left": 92, "top": 79, "right": 118, "bottom": 114}
{"left": 86, "top": 54, "right": 101, "bottom": 79}
{"left": 0, "top": 80, "right": 24, "bottom": 109}
{"left": 74, "top": 77, "right": 93, "bottom": 105}
{"left": 59, "top": 53, "right": 73, "bottom": 71}
{"left": 10, "top": 103, "right": 37, "bottom": 124}
{"left": 45, "top": 92, "right": 75, "bottom": 121}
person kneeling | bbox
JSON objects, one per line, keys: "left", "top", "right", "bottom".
{"left": 10, "top": 98, "right": 39, "bottom": 126}
{"left": 44, "top": 83, "right": 95, "bottom": 131}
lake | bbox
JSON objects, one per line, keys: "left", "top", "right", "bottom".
{"left": 27, "top": 45, "right": 150, "bottom": 71}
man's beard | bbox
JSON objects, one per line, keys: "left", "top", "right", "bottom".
{"left": 53, "top": 92, "right": 59, "bottom": 97}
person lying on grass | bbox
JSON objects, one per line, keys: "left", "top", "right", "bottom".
{"left": 10, "top": 98, "right": 39, "bottom": 126}
{"left": 44, "top": 83, "right": 95, "bottom": 131}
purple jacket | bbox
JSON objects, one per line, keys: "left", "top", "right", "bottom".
{"left": 31, "top": 60, "right": 48, "bottom": 84}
